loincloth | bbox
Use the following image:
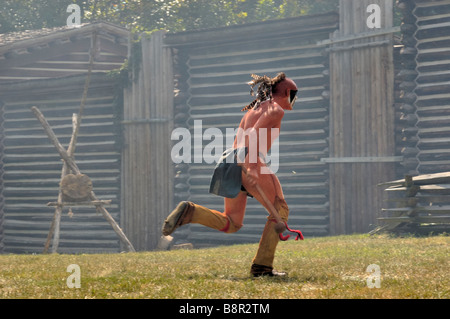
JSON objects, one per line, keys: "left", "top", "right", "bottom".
{"left": 209, "top": 147, "right": 251, "bottom": 198}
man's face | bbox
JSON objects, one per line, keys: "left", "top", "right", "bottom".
{"left": 289, "top": 89, "right": 298, "bottom": 109}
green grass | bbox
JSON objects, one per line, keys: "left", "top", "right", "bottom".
{"left": 0, "top": 234, "right": 448, "bottom": 299}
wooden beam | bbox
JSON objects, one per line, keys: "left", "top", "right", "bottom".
{"left": 164, "top": 12, "right": 339, "bottom": 47}
{"left": 318, "top": 26, "right": 400, "bottom": 45}
{"left": 47, "top": 200, "right": 112, "bottom": 207}
{"left": 321, "top": 156, "right": 403, "bottom": 163}
{"left": 380, "top": 172, "right": 450, "bottom": 187}
{"left": 326, "top": 40, "right": 391, "bottom": 53}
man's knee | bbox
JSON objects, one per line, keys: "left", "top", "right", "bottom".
{"left": 221, "top": 217, "right": 243, "bottom": 234}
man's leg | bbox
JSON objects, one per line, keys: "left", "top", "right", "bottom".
{"left": 162, "top": 191, "right": 247, "bottom": 236}
{"left": 242, "top": 171, "right": 289, "bottom": 276}
{"left": 250, "top": 196, "right": 289, "bottom": 276}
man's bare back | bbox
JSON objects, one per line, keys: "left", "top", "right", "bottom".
{"left": 234, "top": 100, "right": 284, "bottom": 156}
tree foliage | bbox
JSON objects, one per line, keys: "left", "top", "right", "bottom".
{"left": 0, "top": 0, "right": 70, "bottom": 32}
{"left": 0, "top": 0, "right": 338, "bottom": 34}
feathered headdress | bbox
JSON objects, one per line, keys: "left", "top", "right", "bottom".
{"left": 241, "top": 72, "right": 286, "bottom": 112}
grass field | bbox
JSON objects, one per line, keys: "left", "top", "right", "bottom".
{"left": 0, "top": 234, "right": 448, "bottom": 299}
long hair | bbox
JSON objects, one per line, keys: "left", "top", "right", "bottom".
{"left": 241, "top": 72, "right": 286, "bottom": 112}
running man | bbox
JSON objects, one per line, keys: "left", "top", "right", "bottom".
{"left": 162, "top": 72, "right": 301, "bottom": 277}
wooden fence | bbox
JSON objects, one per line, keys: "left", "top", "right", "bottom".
{"left": 326, "top": 0, "right": 397, "bottom": 234}
{"left": 121, "top": 31, "right": 174, "bottom": 251}
{"left": 376, "top": 172, "right": 450, "bottom": 234}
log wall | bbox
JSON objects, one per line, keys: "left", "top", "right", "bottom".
{"left": 396, "top": 0, "right": 450, "bottom": 175}
{"left": 0, "top": 100, "right": 4, "bottom": 253}
{"left": 377, "top": 0, "right": 450, "bottom": 234}
{"left": 395, "top": 0, "right": 420, "bottom": 176}
{"left": 413, "top": 0, "right": 450, "bottom": 173}
{"left": 0, "top": 74, "right": 123, "bottom": 253}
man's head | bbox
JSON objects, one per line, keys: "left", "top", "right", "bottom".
{"left": 242, "top": 72, "right": 298, "bottom": 111}
{"left": 272, "top": 74, "right": 298, "bottom": 110}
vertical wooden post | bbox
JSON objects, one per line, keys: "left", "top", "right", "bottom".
{"left": 43, "top": 113, "right": 79, "bottom": 253}
{"left": 328, "top": 0, "right": 396, "bottom": 234}
{"left": 122, "top": 31, "right": 174, "bottom": 250}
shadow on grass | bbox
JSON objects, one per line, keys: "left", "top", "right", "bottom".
{"left": 183, "top": 272, "right": 301, "bottom": 283}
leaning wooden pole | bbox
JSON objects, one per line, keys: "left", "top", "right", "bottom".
{"left": 32, "top": 106, "right": 136, "bottom": 253}
{"left": 46, "top": 33, "right": 98, "bottom": 253}
{"left": 43, "top": 34, "right": 97, "bottom": 253}
{"left": 43, "top": 113, "right": 80, "bottom": 253}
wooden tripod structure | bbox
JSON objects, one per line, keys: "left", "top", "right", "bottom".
{"left": 32, "top": 32, "right": 135, "bottom": 253}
